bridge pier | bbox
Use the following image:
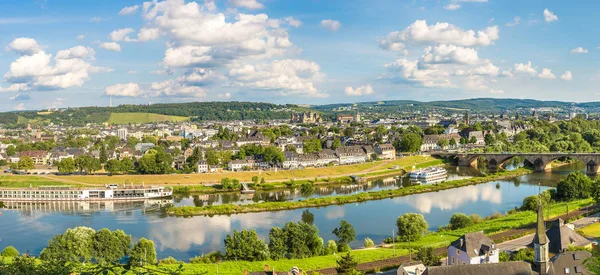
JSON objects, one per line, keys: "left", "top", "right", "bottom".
{"left": 586, "top": 162, "right": 600, "bottom": 175}
{"left": 457, "top": 156, "right": 478, "bottom": 168}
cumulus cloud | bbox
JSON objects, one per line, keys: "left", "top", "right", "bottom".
{"left": 105, "top": 83, "right": 143, "bottom": 97}
{"left": 444, "top": 4, "right": 461, "bottom": 10}
{"left": 471, "top": 60, "right": 499, "bottom": 76}
{"left": 285, "top": 17, "right": 302, "bottom": 28}
{"left": 500, "top": 70, "right": 514, "bottom": 78}
{"left": 229, "top": 0, "right": 263, "bottom": 10}
{"left": 384, "top": 58, "right": 454, "bottom": 88}
{"left": 229, "top": 59, "right": 327, "bottom": 98}
{"left": 489, "top": 88, "right": 504, "bottom": 94}
{"left": 538, "top": 68, "right": 556, "bottom": 79}
{"left": 0, "top": 83, "right": 29, "bottom": 93}
{"left": 150, "top": 79, "right": 207, "bottom": 98}
{"left": 99, "top": 42, "right": 121, "bottom": 52}
{"left": 345, "top": 85, "right": 374, "bottom": 96}
{"left": 505, "top": 17, "right": 520, "bottom": 27}
{"left": 5, "top": 37, "right": 43, "bottom": 55}
{"left": 570, "top": 47, "right": 588, "bottom": 54}
{"left": 378, "top": 20, "right": 499, "bottom": 51}
{"left": 513, "top": 61, "right": 537, "bottom": 75}
{"left": 3, "top": 39, "right": 110, "bottom": 90}
{"left": 89, "top": 17, "right": 106, "bottom": 23}
{"left": 560, "top": 71, "right": 573, "bottom": 81}
{"left": 543, "top": 9, "right": 558, "bottom": 22}
{"left": 76, "top": 34, "right": 85, "bottom": 40}
{"left": 119, "top": 5, "right": 140, "bottom": 15}
{"left": 217, "top": 92, "right": 232, "bottom": 99}
{"left": 110, "top": 28, "right": 136, "bottom": 42}
{"left": 13, "top": 103, "right": 26, "bottom": 111}
{"left": 137, "top": 28, "right": 160, "bottom": 41}
{"left": 421, "top": 44, "right": 479, "bottom": 64}
{"left": 321, "top": 19, "right": 341, "bottom": 31}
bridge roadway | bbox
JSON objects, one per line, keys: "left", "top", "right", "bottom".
{"left": 432, "top": 152, "right": 600, "bottom": 175}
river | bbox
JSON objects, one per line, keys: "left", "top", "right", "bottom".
{"left": 0, "top": 163, "right": 585, "bottom": 260}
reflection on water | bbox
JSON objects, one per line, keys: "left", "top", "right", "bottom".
{"left": 0, "top": 163, "right": 583, "bottom": 260}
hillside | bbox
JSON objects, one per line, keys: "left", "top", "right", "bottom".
{"left": 107, "top": 113, "right": 190, "bottom": 124}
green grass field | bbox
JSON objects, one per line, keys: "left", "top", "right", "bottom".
{"left": 0, "top": 175, "right": 81, "bottom": 188}
{"left": 107, "top": 112, "right": 190, "bottom": 125}
{"left": 579, "top": 222, "right": 600, "bottom": 238}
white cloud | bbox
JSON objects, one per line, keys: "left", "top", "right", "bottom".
{"left": 538, "top": 68, "right": 556, "bottom": 79}
{"left": 471, "top": 60, "right": 499, "bottom": 76}
{"left": 179, "top": 68, "right": 225, "bottom": 85}
{"left": 110, "top": 28, "right": 136, "bottom": 42}
{"left": 138, "top": 28, "right": 160, "bottom": 41}
{"left": 513, "top": 61, "right": 537, "bottom": 75}
{"left": 3, "top": 40, "right": 108, "bottom": 90}
{"left": 13, "top": 103, "right": 26, "bottom": 111}
{"left": 444, "top": 4, "right": 461, "bottom": 10}
{"left": 345, "top": 85, "right": 374, "bottom": 96}
{"left": 489, "top": 88, "right": 504, "bottom": 94}
{"left": 384, "top": 58, "right": 454, "bottom": 88}
{"left": 379, "top": 20, "right": 499, "bottom": 49}
{"left": 10, "top": 93, "right": 30, "bottom": 101}
{"left": 217, "top": 92, "right": 232, "bottom": 99}
{"left": 105, "top": 83, "right": 143, "bottom": 97}
{"left": 500, "top": 70, "right": 514, "bottom": 77}
{"left": 150, "top": 79, "right": 207, "bottom": 98}
{"left": 99, "top": 42, "right": 121, "bottom": 52}
{"left": 560, "top": 71, "right": 573, "bottom": 81}
{"left": 570, "top": 47, "right": 588, "bottom": 54}
{"left": 162, "top": 46, "right": 213, "bottom": 67}
{"left": 119, "top": 5, "right": 140, "bottom": 15}
{"left": 321, "top": 19, "right": 341, "bottom": 31}
{"left": 229, "top": 59, "right": 328, "bottom": 98}
{"left": 229, "top": 0, "right": 263, "bottom": 10}
{"left": 505, "top": 17, "right": 520, "bottom": 27}
{"left": 421, "top": 44, "right": 479, "bottom": 64}
{"left": 285, "top": 17, "right": 302, "bottom": 28}
{"left": 89, "top": 17, "right": 106, "bottom": 23}
{"left": 0, "top": 83, "right": 28, "bottom": 93}
{"left": 76, "top": 34, "right": 85, "bottom": 40}
{"left": 543, "top": 9, "right": 558, "bottom": 22}
{"left": 5, "top": 37, "right": 42, "bottom": 55}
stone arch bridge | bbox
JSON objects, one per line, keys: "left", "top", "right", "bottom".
{"left": 432, "top": 153, "right": 600, "bottom": 175}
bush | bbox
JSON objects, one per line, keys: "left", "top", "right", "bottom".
{"left": 556, "top": 171, "right": 592, "bottom": 201}
{"left": 324, "top": 240, "right": 338, "bottom": 255}
{"left": 487, "top": 212, "right": 504, "bottom": 220}
{"left": 499, "top": 251, "right": 510, "bottom": 262}
{"left": 396, "top": 213, "right": 428, "bottom": 242}
{"left": 189, "top": 251, "right": 223, "bottom": 264}
{"left": 449, "top": 213, "right": 474, "bottom": 230}
{"left": 364, "top": 238, "right": 374, "bottom": 248}
{"left": 158, "top": 256, "right": 180, "bottom": 264}
{"left": 1, "top": 246, "right": 19, "bottom": 257}
{"left": 469, "top": 214, "right": 483, "bottom": 224}
{"left": 416, "top": 247, "right": 441, "bottom": 266}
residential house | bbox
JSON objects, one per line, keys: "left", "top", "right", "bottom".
{"left": 228, "top": 160, "right": 251, "bottom": 171}
{"left": 134, "top": 143, "right": 156, "bottom": 152}
{"left": 421, "top": 134, "right": 461, "bottom": 151}
{"left": 20, "top": 150, "right": 50, "bottom": 165}
{"left": 467, "top": 131, "right": 486, "bottom": 146}
{"left": 197, "top": 161, "right": 208, "bottom": 173}
{"left": 447, "top": 231, "right": 499, "bottom": 266}
{"left": 375, "top": 143, "right": 396, "bottom": 160}
{"left": 397, "top": 261, "right": 426, "bottom": 275}
{"left": 336, "top": 145, "right": 367, "bottom": 164}
{"left": 282, "top": 152, "right": 298, "bottom": 169}
{"left": 541, "top": 219, "right": 592, "bottom": 254}
{"left": 316, "top": 149, "right": 337, "bottom": 166}
{"left": 424, "top": 261, "right": 534, "bottom": 275}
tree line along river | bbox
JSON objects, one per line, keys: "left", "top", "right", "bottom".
{"left": 0, "top": 163, "right": 585, "bottom": 260}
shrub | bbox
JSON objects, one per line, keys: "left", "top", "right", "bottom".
{"left": 324, "top": 240, "right": 338, "bottom": 255}
{"left": 1, "top": 246, "right": 19, "bottom": 257}
{"left": 364, "top": 237, "right": 374, "bottom": 248}
{"left": 469, "top": 214, "right": 483, "bottom": 224}
{"left": 189, "top": 251, "right": 223, "bottom": 264}
{"left": 158, "top": 256, "right": 180, "bottom": 264}
{"left": 449, "top": 213, "right": 473, "bottom": 230}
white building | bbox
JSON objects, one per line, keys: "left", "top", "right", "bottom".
{"left": 117, "top": 128, "right": 128, "bottom": 140}
{"left": 447, "top": 231, "right": 499, "bottom": 266}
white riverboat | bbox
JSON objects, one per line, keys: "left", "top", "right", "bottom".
{"left": 408, "top": 167, "right": 448, "bottom": 181}
{"left": 0, "top": 185, "right": 172, "bottom": 201}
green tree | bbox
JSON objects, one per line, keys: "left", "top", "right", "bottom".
{"left": 57, "top": 158, "right": 76, "bottom": 174}
{"left": 396, "top": 213, "right": 428, "bottom": 242}
{"left": 129, "top": 238, "right": 157, "bottom": 266}
{"left": 325, "top": 240, "right": 338, "bottom": 255}
{"left": 268, "top": 227, "right": 286, "bottom": 260}
{"left": 397, "top": 133, "right": 422, "bottom": 152}
{"left": 105, "top": 159, "right": 122, "bottom": 175}
{"left": 1, "top": 246, "right": 19, "bottom": 257}
{"left": 303, "top": 138, "right": 323, "bottom": 154}
{"left": 99, "top": 145, "right": 108, "bottom": 164}
{"left": 416, "top": 247, "right": 441, "bottom": 266}
{"left": 333, "top": 220, "right": 356, "bottom": 251}
{"left": 364, "top": 238, "right": 374, "bottom": 248}
{"left": 449, "top": 138, "right": 457, "bottom": 147}
{"left": 224, "top": 229, "right": 268, "bottom": 261}
{"left": 556, "top": 171, "right": 592, "bottom": 201}
{"left": 40, "top": 226, "right": 96, "bottom": 263}
{"left": 18, "top": 156, "right": 34, "bottom": 172}
{"left": 436, "top": 138, "right": 449, "bottom": 149}
{"left": 449, "top": 213, "right": 474, "bottom": 230}
{"left": 6, "top": 145, "right": 16, "bottom": 156}
{"left": 120, "top": 157, "right": 134, "bottom": 173}
{"left": 343, "top": 127, "right": 354, "bottom": 137}
{"left": 252, "top": 176, "right": 259, "bottom": 184}
{"left": 336, "top": 253, "right": 361, "bottom": 275}
{"left": 205, "top": 149, "right": 220, "bottom": 165}
{"left": 332, "top": 138, "right": 342, "bottom": 150}
{"left": 91, "top": 229, "right": 131, "bottom": 264}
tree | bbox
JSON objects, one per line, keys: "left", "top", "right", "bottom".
{"left": 364, "top": 238, "right": 374, "bottom": 248}
{"left": 396, "top": 213, "right": 428, "bottom": 242}
{"left": 469, "top": 136, "right": 478, "bottom": 144}
{"left": 40, "top": 226, "right": 96, "bottom": 263}
{"left": 99, "top": 145, "right": 108, "bottom": 164}
{"left": 283, "top": 221, "right": 322, "bottom": 259}
{"left": 6, "top": 145, "right": 16, "bottom": 156}
{"left": 397, "top": 133, "right": 422, "bottom": 152}
{"left": 129, "top": 238, "right": 157, "bottom": 266}
{"left": 449, "top": 213, "right": 474, "bottom": 230}
{"left": 303, "top": 138, "right": 322, "bottom": 154}
{"left": 105, "top": 159, "right": 122, "bottom": 175}
{"left": 416, "top": 247, "right": 441, "bottom": 266}
{"left": 332, "top": 138, "right": 342, "bottom": 150}
{"left": 120, "top": 157, "right": 134, "bottom": 173}
{"left": 1, "top": 246, "right": 19, "bottom": 257}
{"left": 556, "top": 171, "right": 592, "bottom": 201}
{"left": 224, "top": 229, "right": 269, "bottom": 261}
{"left": 333, "top": 220, "right": 356, "bottom": 251}
{"left": 57, "top": 158, "right": 76, "bottom": 174}
{"left": 285, "top": 144, "right": 297, "bottom": 153}
{"left": 268, "top": 227, "right": 286, "bottom": 260}
{"left": 252, "top": 176, "right": 259, "bottom": 184}
{"left": 436, "top": 139, "right": 449, "bottom": 149}
{"left": 181, "top": 138, "right": 191, "bottom": 150}
{"left": 336, "top": 253, "right": 361, "bottom": 275}
{"left": 449, "top": 138, "right": 457, "bottom": 147}
{"left": 205, "top": 149, "right": 220, "bottom": 165}
{"left": 136, "top": 148, "right": 173, "bottom": 174}
{"left": 91, "top": 229, "right": 131, "bottom": 264}
{"left": 343, "top": 127, "right": 354, "bottom": 137}
{"left": 18, "top": 156, "right": 34, "bottom": 172}
{"left": 325, "top": 240, "right": 338, "bottom": 255}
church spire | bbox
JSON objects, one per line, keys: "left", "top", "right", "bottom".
{"left": 533, "top": 199, "right": 549, "bottom": 274}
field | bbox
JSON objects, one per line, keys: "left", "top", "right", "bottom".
{"left": 0, "top": 175, "right": 83, "bottom": 188}
{"left": 43, "top": 156, "right": 436, "bottom": 186}
{"left": 579, "top": 222, "right": 600, "bottom": 238}
{"left": 107, "top": 112, "right": 190, "bottom": 125}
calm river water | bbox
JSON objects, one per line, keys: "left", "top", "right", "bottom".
{"left": 0, "top": 163, "right": 585, "bottom": 260}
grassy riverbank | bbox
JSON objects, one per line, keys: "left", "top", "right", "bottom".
{"left": 167, "top": 167, "right": 533, "bottom": 216}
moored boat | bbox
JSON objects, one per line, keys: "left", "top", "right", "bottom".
{"left": 0, "top": 185, "right": 173, "bottom": 201}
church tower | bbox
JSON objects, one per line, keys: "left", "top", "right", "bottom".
{"left": 533, "top": 200, "right": 549, "bottom": 274}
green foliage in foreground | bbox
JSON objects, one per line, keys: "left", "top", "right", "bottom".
{"left": 168, "top": 168, "right": 533, "bottom": 216}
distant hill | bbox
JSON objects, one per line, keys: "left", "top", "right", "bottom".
{"left": 107, "top": 113, "right": 190, "bottom": 125}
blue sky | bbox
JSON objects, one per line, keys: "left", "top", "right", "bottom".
{"left": 0, "top": 0, "right": 598, "bottom": 111}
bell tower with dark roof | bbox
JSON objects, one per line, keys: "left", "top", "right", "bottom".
{"left": 533, "top": 200, "right": 549, "bottom": 274}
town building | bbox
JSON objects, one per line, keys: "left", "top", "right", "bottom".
{"left": 19, "top": 150, "right": 50, "bottom": 165}
{"left": 447, "top": 231, "right": 499, "bottom": 266}
{"left": 375, "top": 143, "right": 396, "bottom": 160}
{"left": 290, "top": 112, "right": 322, "bottom": 124}
{"left": 117, "top": 128, "right": 128, "bottom": 140}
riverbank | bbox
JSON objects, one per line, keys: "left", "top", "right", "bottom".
{"left": 167, "top": 167, "right": 533, "bottom": 216}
